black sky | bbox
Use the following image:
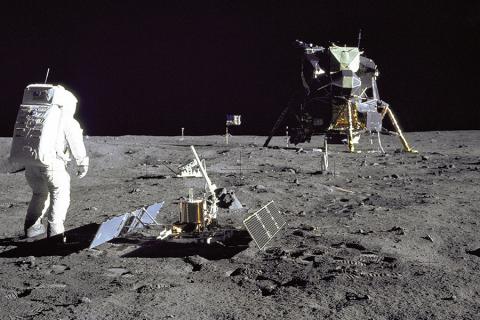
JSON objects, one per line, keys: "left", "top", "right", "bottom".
{"left": 1, "top": 1, "right": 479, "bottom": 136}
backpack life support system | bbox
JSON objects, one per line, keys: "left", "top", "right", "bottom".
{"left": 9, "top": 84, "right": 69, "bottom": 167}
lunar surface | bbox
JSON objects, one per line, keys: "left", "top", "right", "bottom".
{"left": 0, "top": 131, "right": 479, "bottom": 319}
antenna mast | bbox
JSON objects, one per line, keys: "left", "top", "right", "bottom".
{"left": 44, "top": 68, "right": 50, "bottom": 84}
{"left": 357, "top": 29, "right": 362, "bottom": 48}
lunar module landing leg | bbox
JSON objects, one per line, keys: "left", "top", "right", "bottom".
{"left": 379, "top": 105, "right": 417, "bottom": 153}
{"left": 347, "top": 101, "right": 355, "bottom": 152}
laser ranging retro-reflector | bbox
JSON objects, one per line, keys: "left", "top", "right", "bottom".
{"left": 243, "top": 201, "right": 286, "bottom": 250}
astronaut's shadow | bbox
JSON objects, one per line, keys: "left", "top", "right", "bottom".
{"left": 0, "top": 223, "right": 99, "bottom": 257}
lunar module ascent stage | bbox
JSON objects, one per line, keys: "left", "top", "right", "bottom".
{"left": 264, "top": 39, "right": 416, "bottom": 153}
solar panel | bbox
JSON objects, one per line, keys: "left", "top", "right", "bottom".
{"left": 124, "top": 202, "right": 164, "bottom": 233}
{"left": 89, "top": 202, "right": 164, "bottom": 249}
{"left": 243, "top": 201, "right": 286, "bottom": 250}
{"left": 89, "top": 213, "right": 129, "bottom": 249}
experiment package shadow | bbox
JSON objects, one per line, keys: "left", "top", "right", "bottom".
{"left": 122, "top": 230, "right": 251, "bottom": 260}
{"left": 0, "top": 223, "right": 99, "bottom": 258}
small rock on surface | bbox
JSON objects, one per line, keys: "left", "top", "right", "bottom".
{"left": 387, "top": 226, "right": 406, "bottom": 235}
{"left": 79, "top": 296, "right": 92, "bottom": 303}
{"left": 226, "top": 267, "right": 246, "bottom": 277}
{"left": 51, "top": 264, "right": 69, "bottom": 274}
{"left": 17, "top": 256, "right": 36, "bottom": 268}
{"left": 184, "top": 255, "right": 209, "bottom": 271}
{"left": 292, "top": 229, "right": 305, "bottom": 237}
{"left": 300, "top": 224, "right": 315, "bottom": 231}
{"left": 354, "top": 229, "right": 371, "bottom": 235}
{"left": 421, "top": 234, "right": 434, "bottom": 242}
{"left": 253, "top": 185, "right": 267, "bottom": 193}
{"left": 105, "top": 267, "right": 130, "bottom": 277}
{"left": 256, "top": 280, "right": 277, "bottom": 296}
{"left": 346, "top": 292, "right": 370, "bottom": 301}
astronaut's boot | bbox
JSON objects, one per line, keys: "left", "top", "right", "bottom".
{"left": 25, "top": 223, "right": 46, "bottom": 238}
{"left": 47, "top": 224, "right": 66, "bottom": 244}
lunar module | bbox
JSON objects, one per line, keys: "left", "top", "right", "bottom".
{"left": 264, "top": 39, "right": 415, "bottom": 153}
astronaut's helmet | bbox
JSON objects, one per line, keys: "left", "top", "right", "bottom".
{"left": 58, "top": 88, "right": 78, "bottom": 117}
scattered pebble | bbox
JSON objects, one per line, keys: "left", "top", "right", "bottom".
{"left": 79, "top": 296, "right": 91, "bottom": 303}
{"left": 227, "top": 267, "right": 245, "bottom": 277}
{"left": 387, "top": 226, "right": 405, "bottom": 235}
{"left": 184, "top": 255, "right": 209, "bottom": 271}
{"left": 105, "top": 267, "right": 130, "bottom": 277}
{"left": 292, "top": 229, "right": 305, "bottom": 237}
{"left": 300, "top": 224, "right": 315, "bottom": 231}
{"left": 354, "top": 229, "right": 371, "bottom": 235}
{"left": 51, "top": 264, "right": 69, "bottom": 274}
{"left": 421, "top": 234, "right": 434, "bottom": 242}
{"left": 253, "top": 185, "right": 267, "bottom": 193}
{"left": 26, "top": 256, "right": 36, "bottom": 267}
{"left": 346, "top": 292, "right": 370, "bottom": 301}
{"left": 256, "top": 280, "right": 277, "bottom": 296}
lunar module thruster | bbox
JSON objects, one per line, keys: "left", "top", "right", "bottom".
{"left": 264, "top": 39, "right": 416, "bottom": 153}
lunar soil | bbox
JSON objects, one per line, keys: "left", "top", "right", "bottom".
{"left": 0, "top": 131, "right": 479, "bottom": 319}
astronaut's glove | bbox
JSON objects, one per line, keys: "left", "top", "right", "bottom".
{"left": 75, "top": 157, "right": 89, "bottom": 179}
{"left": 77, "top": 165, "right": 88, "bottom": 179}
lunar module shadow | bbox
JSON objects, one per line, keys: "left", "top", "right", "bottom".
{"left": 119, "top": 230, "right": 252, "bottom": 260}
{"left": 0, "top": 223, "right": 99, "bottom": 257}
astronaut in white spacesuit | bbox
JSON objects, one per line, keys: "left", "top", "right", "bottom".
{"left": 10, "top": 84, "right": 89, "bottom": 241}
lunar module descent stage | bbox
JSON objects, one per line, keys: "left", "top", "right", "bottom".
{"left": 264, "top": 39, "right": 416, "bottom": 153}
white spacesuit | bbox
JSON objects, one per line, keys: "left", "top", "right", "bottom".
{"left": 10, "top": 84, "right": 89, "bottom": 240}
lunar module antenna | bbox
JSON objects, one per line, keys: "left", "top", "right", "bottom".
{"left": 44, "top": 68, "right": 50, "bottom": 84}
{"left": 357, "top": 29, "right": 362, "bottom": 48}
